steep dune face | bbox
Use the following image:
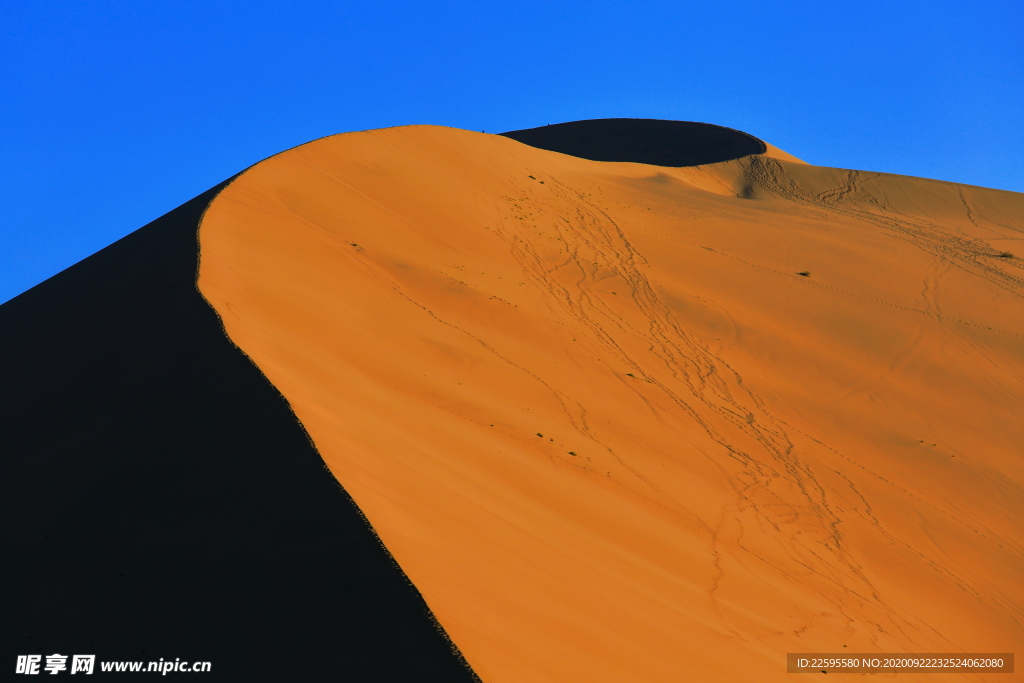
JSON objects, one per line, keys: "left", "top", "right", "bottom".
{"left": 0, "top": 182, "right": 479, "bottom": 681}
{"left": 197, "top": 125, "right": 1023, "bottom": 682}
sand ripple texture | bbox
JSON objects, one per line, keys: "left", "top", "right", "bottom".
{"left": 197, "top": 126, "right": 1024, "bottom": 683}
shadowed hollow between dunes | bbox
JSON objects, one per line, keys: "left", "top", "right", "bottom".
{"left": 499, "top": 118, "right": 768, "bottom": 167}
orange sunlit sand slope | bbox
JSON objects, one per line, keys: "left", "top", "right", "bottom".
{"left": 197, "top": 125, "right": 1024, "bottom": 682}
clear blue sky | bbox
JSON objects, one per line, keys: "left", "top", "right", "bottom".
{"left": 2, "top": 0, "right": 1021, "bottom": 303}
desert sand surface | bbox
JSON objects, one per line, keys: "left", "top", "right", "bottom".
{"left": 197, "top": 124, "right": 1024, "bottom": 682}
{"left": 0, "top": 183, "right": 477, "bottom": 681}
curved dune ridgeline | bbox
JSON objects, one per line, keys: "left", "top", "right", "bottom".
{"left": 197, "top": 124, "right": 1024, "bottom": 682}
{"left": 0, "top": 182, "right": 480, "bottom": 681}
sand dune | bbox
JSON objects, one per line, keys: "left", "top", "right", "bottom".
{"left": 197, "top": 124, "right": 1024, "bottom": 682}
{"left": 0, "top": 182, "right": 479, "bottom": 681}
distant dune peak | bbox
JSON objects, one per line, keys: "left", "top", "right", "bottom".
{"left": 500, "top": 117, "right": 772, "bottom": 167}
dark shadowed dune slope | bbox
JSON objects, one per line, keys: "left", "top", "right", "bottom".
{"left": 500, "top": 118, "right": 767, "bottom": 166}
{"left": 0, "top": 186, "right": 479, "bottom": 682}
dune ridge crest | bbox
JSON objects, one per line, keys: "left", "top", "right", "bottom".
{"left": 198, "top": 124, "right": 1023, "bottom": 683}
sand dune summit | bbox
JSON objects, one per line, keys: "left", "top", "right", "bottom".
{"left": 3, "top": 119, "right": 1021, "bottom": 682}
{"left": 196, "top": 121, "right": 1023, "bottom": 681}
